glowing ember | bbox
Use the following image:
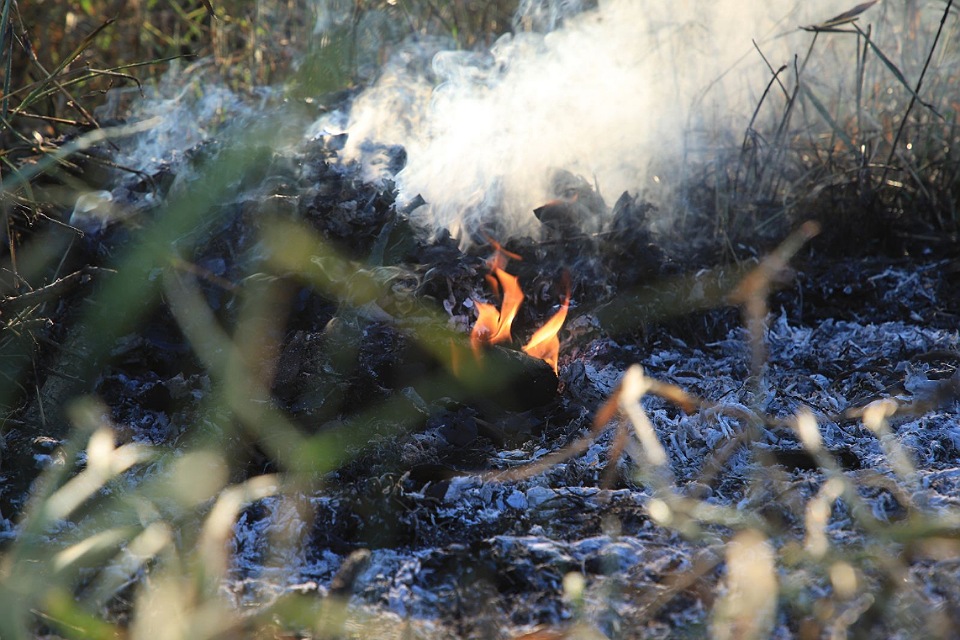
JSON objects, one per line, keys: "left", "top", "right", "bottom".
{"left": 522, "top": 295, "right": 569, "bottom": 374}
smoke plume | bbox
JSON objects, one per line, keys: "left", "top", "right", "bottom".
{"left": 331, "top": 0, "right": 909, "bottom": 243}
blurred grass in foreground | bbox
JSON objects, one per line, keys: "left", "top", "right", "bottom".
{"left": 1, "top": 0, "right": 960, "bottom": 638}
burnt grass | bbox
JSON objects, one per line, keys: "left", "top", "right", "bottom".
{"left": 3, "top": 126, "right": 960, "bottom": 637}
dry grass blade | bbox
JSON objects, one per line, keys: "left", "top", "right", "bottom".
{"left": 852, "top": 23, "right": 942, "bottom": 119}
{"left": 0, "top": 0, "right": 16, "bottom": 121}
{"left": 0, "top": 117, "right": 161, "bottom": 192}
{"left": 492, "top": 365, "right": 706, "bottom": 484}
{"left": 619, "top": 365, "right": 669, "bottom": 468}
{"left": 199, "top": 0, "right": 217, "bottom": 20}
{"left": 878, "top": 0, "right": 955, "bottom": 186}
{"left": 13, "top": 18, "right": 116, "bottom": 123}
{"left": 600, "top": 423, "right": 630, "bottom": 488}
{"left": 198, "top": 474, "right": 280, "bottom": 584}
{"left": 51, "top": 527, "right": 135, "bottom": 574}
{"left": 801, "top": 1, "right": 878, "bottom": 32}
{"left": 728, "top": 220, "right": 820, "bottom": 378}
{"left": 4, "top": 55, "right": 178, "bottom": 108}
{"left": 800, "top": 84, "right": 857, "bottom": 154}
{"left": 735, "top": 47, "right": 787, "bottom": 199}
{"left": 861, "top": 399, "right": 918, "bottom": 482}
{"left": 592, "top": 387, "right": 621, "bottom": 431}
{"left": 509, "top": 628, "right": 569, "bottom": 640}
{"left": 645, "top": 378, "right": 702, "bottom": 415}
{"left": 43, "top": 427, "right": 152, "bottom": 523}
{"left": 0, "top": 266, "right": 106, "bottom": 312}
{"left": 485, "top": 433, "right": 599, "bottom": 483}
{"left": 844, "top": 373, "right": 960, "bottom": 421}
{"left": 727, "top": 220, "right": 821, "bottom": 306}
{"left": 804, "top": 476, "right": 845, "bottom": 558}
{"left": 710, "top": 529, "right": 778, "bottom": 640}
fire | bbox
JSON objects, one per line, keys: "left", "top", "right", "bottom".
{"left": 471, "top": 267, "right": 524, "bottom": 348}
{"left": 521, "top": 294, "right": 569, "bottom": 374}
{"left": 484, "top": 241, "right": 521, "bottom": 290}
{"left": 469, "top": 240, "right": 569, "bottom": 374}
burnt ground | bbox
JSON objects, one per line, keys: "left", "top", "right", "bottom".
{"left": 3, "top": 124, "right": 960, "bottom": 639}
{"left": 224, "top": 253, "right": 960, "bottom": 639}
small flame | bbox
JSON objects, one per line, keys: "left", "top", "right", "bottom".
{"left": 469, "top": 240, "right": 570, "bottom": 375}
{"left": 471, "top": 267, "right": 524, "bottom": 351}
{"left": 483, "top": 238, "right": 522, "bottom": 300}
{"left": 522, "top": 294, "right": 569, "bottom": 374}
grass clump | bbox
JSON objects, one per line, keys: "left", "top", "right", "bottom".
{"left": 694, "top": 0, "right": 960, "bottom": 256}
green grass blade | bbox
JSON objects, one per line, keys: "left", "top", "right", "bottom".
{"left": 13, "top": 18, "right": 115, "bottom": 117}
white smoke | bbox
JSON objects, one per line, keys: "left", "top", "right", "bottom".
{"left": 328, "top": 0, "right": 952, "bottom": 244}
{"left": 97, "top": 64, "right": 259, "bottom": 177}
{"left": 334, "top": 0, "right": 867, "bottom": 242}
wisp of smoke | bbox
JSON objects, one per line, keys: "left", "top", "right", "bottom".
{"left": 333, "top": 0, "right": 852, "bottom": 244}
{"left": 98, "top": 66, "right": 257, "bottom": 177}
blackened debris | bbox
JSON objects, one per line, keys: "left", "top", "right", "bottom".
{"left": 603, "top": 191, "right": 669, "bottom": 288}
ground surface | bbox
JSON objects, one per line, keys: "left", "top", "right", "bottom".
{"left": 226, "top": 253, "right": 960, "bottom": 639}
{"left": 4, "top": 125, "right": 960, "bottom": 639}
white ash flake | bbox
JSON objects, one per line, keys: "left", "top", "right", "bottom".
{"left": 225, "top": 292, "right": 960, "bottom": 635}
{"left": 228, "top": 495, "right": 343, "bottom": 607}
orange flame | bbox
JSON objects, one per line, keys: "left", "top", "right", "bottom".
{"left": 484, "top": 238, "right": 523, "bottom": 269}
{"left": 471, "top": 267, "right": 524, "bottom": 351}
{"left": 522, "top": 294, "right": 569, "bottom": 374}
{"left": 483, "top": 238, "right": 523, "bottom": 300}
{"left": 469, "top": 240, "right": 569, "bottom": 375}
